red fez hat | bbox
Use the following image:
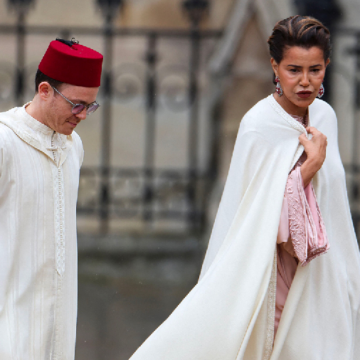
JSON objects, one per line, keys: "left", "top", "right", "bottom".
{"left": 38, "top": 39, "right": 103, "bottom": 87}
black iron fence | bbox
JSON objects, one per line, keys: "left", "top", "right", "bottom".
{"left": 3, "top": 4, "right": 360, "bottom": 238}
{"left": 0, "top": 12, "right": 222, "bottom": 235}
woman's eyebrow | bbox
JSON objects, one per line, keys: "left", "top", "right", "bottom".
{"left": 286, "top": 64, "right": 322, "bottom": 68}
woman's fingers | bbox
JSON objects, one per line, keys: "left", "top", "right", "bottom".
{"left": 298, "top": 133, "right": 309, "bottom": 146}
{"left": 306, "top": 127, "right": 320, "bottom": 136}
{"left": 305, "top": 127, "right": 327, "bottom": 144}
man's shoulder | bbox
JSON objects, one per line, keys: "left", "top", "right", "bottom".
{"left": 70, "top": 130, "right": 84, "bottom": 157}
{"left": 0, "top": 122, "right": 13, "bottom": 133}
{"left": 0, "top": 106, "right": 18, "bottom": 120}
{"left": 0, "top": 116, "right": 17, "bottom": 138}
{"left": 71, "top": 130, "right": 81, "bottom": 141}
{"left": 70, "top": 130, "right": 84, "bottom": 166}
{"left": 0, "top": 107, "right": 20, "bottom": 132}
{"left": 71, "top": 130, "right": 83, "bottom": 148}
{"left": 0, "top": 107, "right": 23, "bottom": 141}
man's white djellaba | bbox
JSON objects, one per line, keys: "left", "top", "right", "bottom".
{"left": 129, "top": 94, "right": 360, "bottom": 360}
{"left": 0, "top": 106, "right": 83, "bottom": 359}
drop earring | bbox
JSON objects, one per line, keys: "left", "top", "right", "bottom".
{"left": 275, "top": 76, "right": 283, "bottom": 97}
{"left": 317, "top": 83, "right": 325, "bottom": 98}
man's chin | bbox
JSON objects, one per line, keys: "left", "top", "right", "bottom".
{"left": 58, "top": 128, "right": 74, "bottom": 136}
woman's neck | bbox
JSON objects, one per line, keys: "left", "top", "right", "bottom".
{"left": 273, "top": 92, "right": 308, "bottom": 117}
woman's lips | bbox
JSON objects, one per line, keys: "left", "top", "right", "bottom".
{"left": 297, "top": 91, "right": 312, "bottom": 99}
{"left": 68, "top": 121, "right": 77, "bottom": 128}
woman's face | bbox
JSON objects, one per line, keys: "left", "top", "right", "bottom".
{"left": 271, "top": 46, "right": 330, "bottom": 116}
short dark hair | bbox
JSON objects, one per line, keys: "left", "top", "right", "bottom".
{"left": 268, "top": 15, "right": 331, "bottom": 65}
{"left": 35, "top": 69, "right": 64, "bottom": 93}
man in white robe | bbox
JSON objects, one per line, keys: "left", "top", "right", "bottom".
{"left": 0, "top": 38, "right": 103, "bottom": 359}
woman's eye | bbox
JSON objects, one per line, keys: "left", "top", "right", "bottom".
{"left": 311, "top": 68, "right": 320, "bottom": 73}
{"left": 289, "top": 68, "right": 298, "bottom": 73}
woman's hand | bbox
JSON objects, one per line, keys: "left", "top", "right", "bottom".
{"left": 298, "top": 127, "right": 327, "bottom": 187}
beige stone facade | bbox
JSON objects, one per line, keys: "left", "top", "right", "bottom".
{"left": 0, "top": 0, "right": 233, "bottom": 28}
{"left": 1, "top": 0, "right": 359, "bottom": 232}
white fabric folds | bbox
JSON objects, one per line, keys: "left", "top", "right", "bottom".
{"left": 130, "top": 95, "right": 360, "bottom": 359}
{"left": 0, "top": 106, "right": 83, "bottom": 360}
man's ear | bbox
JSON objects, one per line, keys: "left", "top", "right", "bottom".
{"left": 38, "top": 82, "right": 53, "bottom": 101}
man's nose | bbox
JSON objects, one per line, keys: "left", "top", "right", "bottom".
{"left": 75, "top": 108, "right": 87, "bottom": 121}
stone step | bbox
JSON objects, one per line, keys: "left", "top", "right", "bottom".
{"left": 78, "top": 234, "right": 202, "bottom": 259}
{"left": 77, "top": 234, "right": 205, "bottom": 285}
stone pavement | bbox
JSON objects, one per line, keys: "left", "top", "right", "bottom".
{"left": 75, "top": 276, "right": 197, "bottom": 360}
{"left": 75, "top": 234, "right": 204, "bottom": 360}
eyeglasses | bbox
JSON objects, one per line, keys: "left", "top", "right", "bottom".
{"left": 52, "top": 86, "right": 100, "bottom": 115}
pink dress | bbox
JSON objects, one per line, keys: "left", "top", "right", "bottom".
{"left": 274, "top": 114, "right": 329, "bottom": 335}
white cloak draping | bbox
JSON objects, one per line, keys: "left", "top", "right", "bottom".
{"left": 130, "top": 95, "right": 360, "bottom": 359}
{"left": 0, "top": 105, "right": 83, "bottom": 360}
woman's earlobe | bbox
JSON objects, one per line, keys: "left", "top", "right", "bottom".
{"left": 270, "top": 58, "right": 279, "bottom": 76}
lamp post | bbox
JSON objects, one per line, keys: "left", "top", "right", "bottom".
{"left": 7, "top": 0, "right": 35, "bottom": 106}
{"left": 96, "top": 0, "right": 124, "bottom": 233}
{"left": 182, "top": 0, "right": 210, "bottom": 232}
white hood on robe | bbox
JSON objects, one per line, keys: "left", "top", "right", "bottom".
{"left": 130, "top": 95, "right": 360, "bottom": 360}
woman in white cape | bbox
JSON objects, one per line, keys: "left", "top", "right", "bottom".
{"left": 129, "top": 16, "right": 360, "bottom": 360}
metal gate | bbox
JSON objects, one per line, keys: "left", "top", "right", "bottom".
{"left": 0, "top": 0, "right": 223, "bottom": 235}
